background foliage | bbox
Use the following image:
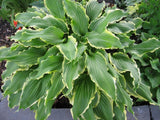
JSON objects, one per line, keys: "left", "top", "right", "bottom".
{"left": 0, "top": 0, "right": 37, "bottom": 24}
{"left": 126, "top": 0, "right": 160, "bottom": 104}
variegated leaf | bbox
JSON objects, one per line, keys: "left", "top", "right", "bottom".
{"left": 0, "top": 45, "right": 27, "bottom": 61}
{"left": 108, "top": 21, "right": 135, "bottom": 34}
{"left": 64, "top": 0, "right": 89, "bottom": 35}
{"left": 86, "top": 30, "right": 122, "bottom": 49}
{"left": 136, "top": 83, "right": 156, "bottom": 104}
{"left": 2, "top": 62, "right": 19, "bottom": 80}
{"left": 12, "top": 26, "right": 65, "bottom": 45}
{"left": 76, "top": 43, "right": 87, "bottom": 59}
{"left": 38, "top": 46, "right": 59, "bottom": 63}
{"left": 72, "top": 74, "right": 96, "bottom": 119}
{"left": 117, "top": 34, "right": 134, "bottom": 48}
{"left": 133, "top": 54, "right": 150, "bottom": 66}
{"left": 86, "top": 52, "right": 116, "bottom": 99}
{"left": 0, "top": 47, "right": 46, "bottom": 66}
{"left": 44, "top": 0, "right": 65, "bottom": 19}
{"left": 15, "top": 12, "right": 44, "bottom": 25}
{"left": 110, "top": 53, "right": 141, "bottom": 89}
{"left": 98, "top": 49, "right": 109, "bottom": 62}
{"left": 86, "top": 0, "right": 105, "bottom": 21}
{"left": 113, "top": 106, "right": 126, "bottom": 120}
{"left": 93, "top": 92, "right": 113, "bottom": 120}
{"left": 30, "top": 102, "right": 38, "bottom": 111}
{"left": 35, "top": 72, "right": 64, "bottom": 120}
{"left": 20, "top": 74, "right": 52, "bottom": 109}
{"left": 12, "top": 47, "right": 46, "bottom": 66}
{"left": 2, "top": 79, "right": 11, "bottom": 92}
{"left": 0, "top": 47, "right": 11, "bottom": 61}
{"left": 81, "top": 105, "right": 96, "bottom": 120}
{"left": 57, "top": 36, "right": 77, "bottom": 61}
{"left": 32, "top": 55, "right": 63, "bottom": 79}
{"left": 132, "top": 17, "right": 143, "bottom": 29}
{"left": 91, "top": 92, "right": 101, "bottom": 108}
{"left": 35, "top": 98, "right": 54, "bottom": 120}
{"left": 20, "top": 38, "right": 46, "bottom": 47}
{"left": 26, "top": 16, "right": 68, "bottom": 32}
{"left": 126, "top": 38, "right": 160, "bottom": 56}
{"left": 0, "top": 45, "right": 33, "bottom": 64}
{"left": 46, "top": 71, "right": 64, "bottom": 102}
{"left": 89, "top": 9, "right": 126, "bottom": 33}
{"left": 117, "top": 82, "right": 133, "bottom": 113}
{"left": 126, "top": 78, "right": 156, "bottom": 104}
{"left": 141, "top": 32, "right": 153, "bottom": 42}
{"left": 62, "top": 57, "right": 85, "bottom": 94}
{"left": 8, "top": 90, "right": 21, "bottom": 108}
{"left": 4, "top": 70, "right": 31, "bottom": 96}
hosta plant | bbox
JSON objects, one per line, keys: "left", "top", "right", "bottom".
{"left": 124, "top": 0, "right": 160, "bottom": 105}
{"left": 0, "top": 0, "right": 159, "bottom": 120}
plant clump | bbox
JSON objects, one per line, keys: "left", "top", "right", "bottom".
{"left": 0, "top": 0, "right": 160, "bottom": 120}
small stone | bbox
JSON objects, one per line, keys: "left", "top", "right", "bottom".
{"left": 48, "top": 109, "right": 73, "bottom": 120}
{"left": 0, "top": 91, "right": 3, "bottom": 102}
{"left": 150, "top": 105, "right": 160, "bottom": 120}
{"left": 127, "top": 105, "right": 150, "bottom": 120}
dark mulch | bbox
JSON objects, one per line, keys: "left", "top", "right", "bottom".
{"left": 0, "top": 19, "right": 16, "bottom": 47}
{"left": 52, "top": 93, "right": 72, "bottom": 108}
{"left": 0, "top": 18, "right": 16, "bottom": 92}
